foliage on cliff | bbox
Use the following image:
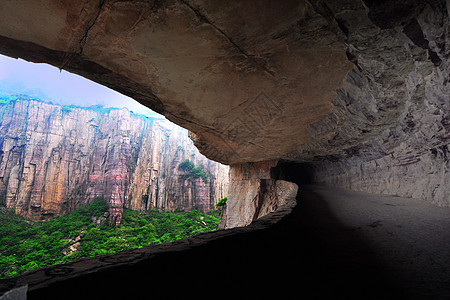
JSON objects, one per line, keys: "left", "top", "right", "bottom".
{"left": 178, "top": 159, "right": 209, "bottom": 183}
{"left": 0, "top": 97, "right": 228, "bottom": 219}
{"left": 0, "top": 95, "right": 42, "bottom": 106}
{"left": 0, "top": 199, "right": 219, "bottom": 279}
{"left": 215, "top": 197, "right": 227, "bottom": 208}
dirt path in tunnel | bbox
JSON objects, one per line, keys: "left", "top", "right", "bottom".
{"left": 293, "top": 185, "right": 450, "bottom": 299}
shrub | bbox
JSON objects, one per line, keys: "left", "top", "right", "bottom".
{"left": 61, "top": 106, "right": 72, "bottom": 114}
{"left": 215, "top": 197, "right": 227, "bottom": 208}
{"left": 178, "top": 159, "right": 208, "bottom": 183}
{"left": 0, "top": 202, "right": 218, "bottom": 279}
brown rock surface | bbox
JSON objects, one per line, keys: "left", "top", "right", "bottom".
{"left": 0, "top": 0, "right": 352, "bottom": 165}
{"left": 0, "top": 98, "right": 228, "bottom": 222}
{"left": 224, "top": 161, "right": 298, "bottom": 228}
{"left": 0, "top": 0, "right": 448, "bottom": 219}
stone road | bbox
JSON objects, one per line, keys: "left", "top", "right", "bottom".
{"left": 297, "top": 186, "right": 450, "bottom": 299}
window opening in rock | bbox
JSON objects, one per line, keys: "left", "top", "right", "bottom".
{"left": 0, "top": 54, "right": 229, "bottom": 279}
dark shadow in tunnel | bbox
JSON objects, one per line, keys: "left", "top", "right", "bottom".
{"left": 26, "top": 187, "right": 412, "bottom": 299}
{"left": 271, "top": 161, "right": 315, "bottom": 186}
{"left": 6, "top": 160, "right": 415, "bottom": 299}
{"left": 273, "top": 187, "right": 410, "bottom": 299}
{"left": 268, "top": 161, "right": 411, "bottom": 298}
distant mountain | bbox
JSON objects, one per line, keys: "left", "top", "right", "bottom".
{"left": 0, "top": 97, "right": 228, "bottom": 224}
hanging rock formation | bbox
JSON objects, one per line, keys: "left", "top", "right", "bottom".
{"left": 0, "top": 97, "right": 228, "bottom": 223}
{"left": 0, "top": 0, "right": 448, "bottom": 228}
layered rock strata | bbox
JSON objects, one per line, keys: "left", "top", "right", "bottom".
{"left": 0, "top": 98, "right": 228, "bottom": 223}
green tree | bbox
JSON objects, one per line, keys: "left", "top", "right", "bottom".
{"left": 178, "top": 159, "right": 209, "bottom": 183}
{"left": 0, "top": 201, "right": 219, "bottom": 279}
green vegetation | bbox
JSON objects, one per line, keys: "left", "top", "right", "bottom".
{"left": 61, "top": 106, "right": 73, "bottom": 114}
{"left": 215, "top": 197, "right": 227, "bottom": 208}
{"left": 0, "top": 96, "right": 14, "bottom": 106}
{"left": 178, "top": 159, "right": 209, "bottom": 183}
{"left": 0, "top": 198, "right": 219, "bottom": 279}
{"left": 0, "top": 95, "right": 43, "bottom": 106}
{"left": 60, "top": 103, "right": 119, "bottom": 114}
{"left": 0, "top": 95, "right": 123, "bottom": 115}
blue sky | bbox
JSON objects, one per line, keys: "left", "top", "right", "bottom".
{"left": 0, "top": 54, "right": 162, "bottom": 117}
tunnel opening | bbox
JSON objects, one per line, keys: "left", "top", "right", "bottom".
{"left": 270, "top": 160, "right": 315, "bottom": 187}
{"left": 0, "top": 54, "right": 229, "bottom": 281}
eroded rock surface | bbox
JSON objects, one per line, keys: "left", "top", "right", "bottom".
{"left": 0, "top": 0, "right": 352, "bottom": 164}
{"left": 308, "top": 1, "right": 449, "bottom": 206}
{"left": 0, "top": 1, "right": 448, "bottom": 217}
{"left": 223, "top": 161, "right": 298, "bottom": 228}
{"left": 0, "top": 98, "right": 228, "bottom": 223}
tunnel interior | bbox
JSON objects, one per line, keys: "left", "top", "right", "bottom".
{"left": 0, "top": 0, "right": 449, "bottom": 298}
{"left": 270, "top": 161, "right": 316, "bottom": 187}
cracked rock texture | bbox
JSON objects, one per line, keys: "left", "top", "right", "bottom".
{"left": 0, "top": 0, "right": 448, "bottom": 224}
{"left": 0, "top": 0, "right": 353, "bottom": 164}
{"left": 308, "top": 0, "right": 449, "bottom": 207}
{"left": 0, "top": 98, "right": 228, "bottom": 223}
{"left": 222, "top": 161, "right": 298, "bottom": 228}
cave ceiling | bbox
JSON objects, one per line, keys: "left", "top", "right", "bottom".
{"left": 0, "top": 0, "right": 447, "bottom": 164}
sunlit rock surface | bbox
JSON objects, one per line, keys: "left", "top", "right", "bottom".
{"left": 0, "top": 98, "right": 228, "bottom": 223}
{"left": 222, "top": 161, "right": 298, "bottom": 228}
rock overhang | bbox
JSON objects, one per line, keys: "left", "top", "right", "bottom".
{"left": 0, "top": 0, "right": 448, "bottom": 205}
{"left": 0, "top": 0, "right": 355, "bottom": 164}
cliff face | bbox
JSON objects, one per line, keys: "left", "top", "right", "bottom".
{"left": 0, "top": 97, "right": 228, "bottom": 223}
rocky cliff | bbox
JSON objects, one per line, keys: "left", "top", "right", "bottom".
{"left": 0, "top": 97, "right": 228, "bottom": 224}
{"left": 0, "top": 0, "right": 448, "bottom": 229}
{"left": 306, "top": 1, "right": 449, "bottom": 208}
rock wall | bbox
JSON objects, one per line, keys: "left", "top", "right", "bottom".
{"left": 0, "top": 97, "right": 228, "bottom": 223}
{"left": 223, "top": 160, "right": 298, "bottom": 228}
{"left": 313, "top": 145, "right": 449, "bottom": 207}
{"left": 306, "top": 1, "right": 449, "bottom": 207}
